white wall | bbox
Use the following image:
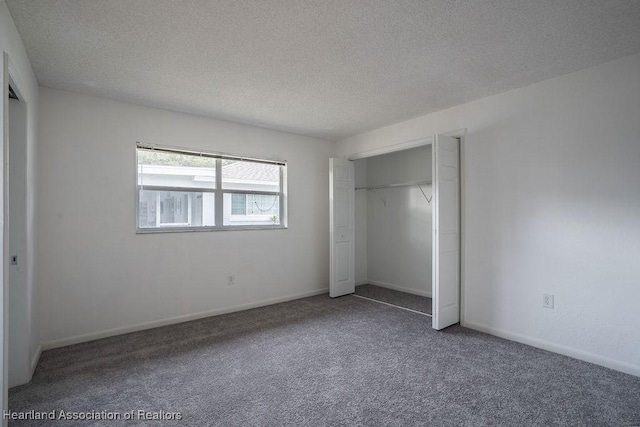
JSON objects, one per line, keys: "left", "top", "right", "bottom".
{"left": 0, "top": 1, "right": 40, "bottom": 397}
{"left": 364, "top": 146, "right": 432, "bottom": 296}
{"left": 39, "top": 88, "right": 334, "bottom": 347}
{"left": 338, "top": 53, "right": 640, "bottom": 376}
{"left": 354, "top": 159, "right": 367, "bottom": 285}
{"left": 37, "top": 87, "right": 335, "bottom": 347}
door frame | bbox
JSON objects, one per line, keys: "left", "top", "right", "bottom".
{"left": 7, "top": 68, "right": 29, "bottom": 388}
{"left": 1, "top": 50, "right": 31, "bottom": 422}
{"left": 1, "top": 50, "right": 9, "bottom": 426}
{"left": 343, "top": 129, "right": 466, "bottom": 327}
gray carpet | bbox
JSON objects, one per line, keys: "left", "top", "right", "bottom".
{"left": 355, "top": 284, "right": 432, "bottom": 315}
{"left": 9, "top": 294, "right": 640, "bottom": 426}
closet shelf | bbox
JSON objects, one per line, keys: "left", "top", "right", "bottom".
{"left": 355, "top": 181, "right": 432, "bottom": 191}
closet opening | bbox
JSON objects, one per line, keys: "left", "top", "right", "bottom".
{"left": 330, "top": 133, "right": 461, "bottom": 330}
{"left": 352, "top": 145, "right": 433, "bottom": 316}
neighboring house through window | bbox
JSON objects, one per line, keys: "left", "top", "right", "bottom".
{"left": 136, "top": 143, "right": 286, "bottom": 231}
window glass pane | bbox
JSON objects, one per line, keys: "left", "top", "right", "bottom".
{"left": 136, "top": 146, "right": 285, "bottom": 232}
{"left": 138, "top": 190, "right": 215, "bottom": 228}
{"left": 160, "top": 192, "right": 188, "bottom": 224}
{"left": 231, "top": 193, "right": 246, "bottom": 215}
{"left": 221, "top": 159, "right": 280, "bottom": 192}
{"left": 137, "top": 149, "right": 216, "bottom": 190}
{"left": 223, "top": 193, "right": 280, "bottom": 226}
{"left": 246, "top": 194, "right": 279, "bottom": 215}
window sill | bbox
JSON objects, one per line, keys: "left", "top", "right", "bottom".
{"left": 136, "top": 225, "right": 288, "bottom": 234}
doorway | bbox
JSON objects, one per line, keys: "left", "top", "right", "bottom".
{"left": 7, "top": 82, "right": 29, "bottom": 387}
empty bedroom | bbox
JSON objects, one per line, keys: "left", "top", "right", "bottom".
{"left": 1, "top": 1, "right": 639, "bottom": 425}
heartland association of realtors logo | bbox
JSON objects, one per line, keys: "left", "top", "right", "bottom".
{"left": 3, "top": 409, "right": 182, "bottom": 421}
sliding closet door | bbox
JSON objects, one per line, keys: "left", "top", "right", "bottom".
{"left": 432, "top": 134, "right": 460, "bottom": 330}
{"left": 329, "top": 158, "right": 355, "bottom": 297}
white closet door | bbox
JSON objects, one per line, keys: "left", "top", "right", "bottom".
{"left": 329, "top": 158, "right": 355, "bottom": 297}
{"left": 432, "top": 134, "right": 460, "bottom": 330}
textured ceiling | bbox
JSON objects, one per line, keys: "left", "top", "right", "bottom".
{"left": 6, "top": 0, "right": 640, "bottom": 141}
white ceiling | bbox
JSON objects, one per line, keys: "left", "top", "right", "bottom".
{"left": 6, "top": 0, "right": 640, "bottom": 141}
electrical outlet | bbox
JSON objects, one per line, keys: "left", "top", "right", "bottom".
{"left": 543, "top": 293, "right": 554, "bottom": 309}
{"left": 227, "top": 275, "right": 235, "bottom": 286}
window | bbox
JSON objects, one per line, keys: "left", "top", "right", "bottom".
{"left": 230, "top": 193, "right": 279, "bottom": 216}
{"left": 137, "top": 143, "right": 286, "bottom": 232}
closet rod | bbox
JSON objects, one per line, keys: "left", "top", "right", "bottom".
{"left": 355, "top": 181, "right": 432, "bottom": 191}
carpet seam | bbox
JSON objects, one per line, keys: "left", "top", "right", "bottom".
{"left": 351, "top": 294, "right": 432, "bottom": 317}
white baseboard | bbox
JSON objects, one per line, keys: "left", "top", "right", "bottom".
{"left": 30, "top": 345, "right": 42, "bottom": 378}
{"left": 365, "top": 280, "right": 432, "bottom": 298}
{"left": 42, "top": 288, "right": 329, "bottom": 351}
{"left": 464, "top": 320, "right": 640, "bottom": 378}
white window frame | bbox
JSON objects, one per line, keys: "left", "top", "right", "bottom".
{"left": 136, "top": 142, "right": 287, "bottom": 233}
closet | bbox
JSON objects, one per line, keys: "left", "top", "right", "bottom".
{"left": 353, "top": 145, "right": 433, "bottom": 300}
{"left": 330, "top": 134, "right": 460, "bottom": 330}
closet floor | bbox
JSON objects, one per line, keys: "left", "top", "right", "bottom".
{"left": 354, "top": 284, "right": 432, "bottom": 315}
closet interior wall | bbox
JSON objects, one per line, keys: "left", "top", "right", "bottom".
{"left": 354, "top": 145, "right": 433, "bottom": 297}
